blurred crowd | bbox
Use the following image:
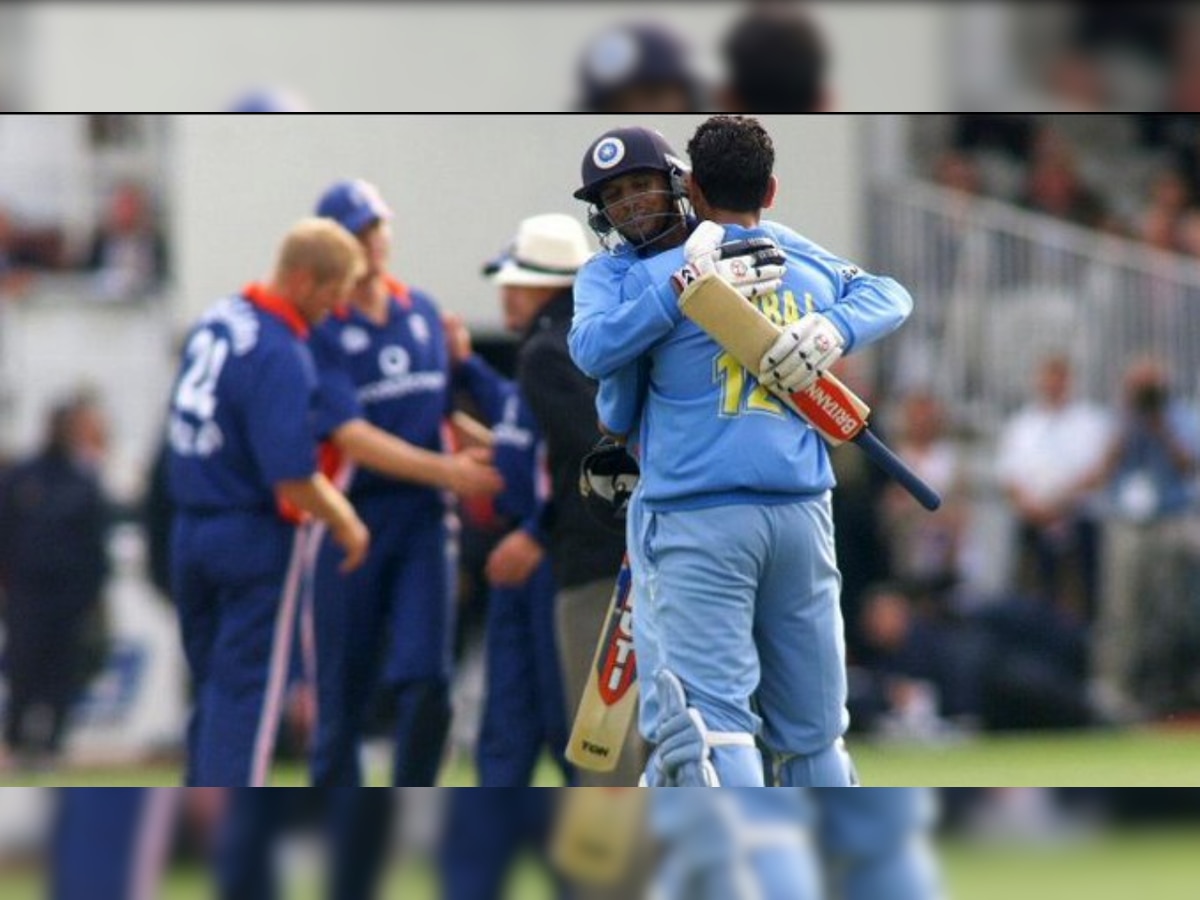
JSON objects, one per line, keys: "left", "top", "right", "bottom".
{"left": 929, "top": 114, "right": 1200, "bottom": 257}
{"left": 839, "top": 349, "right": 1200, "bottom": 742}
{"left": 840, "top": 113, "right": 1200, "bottom": 740}
{"left": 0, "top": 178, "right": 168, "bottom": 305}
{"left": 1031, "top": 5, "right": 1200, "bottom": 112}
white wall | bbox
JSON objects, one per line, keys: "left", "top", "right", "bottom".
{"left": 171, "top": 115, "right": 865, "bottom": 328}
{"left": 22, "top": 2, "right": 949, "bottom": 112}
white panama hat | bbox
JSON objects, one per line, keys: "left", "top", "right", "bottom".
{"left": 490, "top": 213, "right": 593, "bottom": 288}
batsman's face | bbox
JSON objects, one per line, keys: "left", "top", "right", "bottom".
{"left": 597, "top": 171, "right": 674, "bottom": 244}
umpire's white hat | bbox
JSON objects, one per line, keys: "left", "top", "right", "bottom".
{"left": 487, "top": 214, "right": 592, "bottom": 288}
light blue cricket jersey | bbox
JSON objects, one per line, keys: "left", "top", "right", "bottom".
{"left": 569, "top": 221, "right": 913, "bottom": 512}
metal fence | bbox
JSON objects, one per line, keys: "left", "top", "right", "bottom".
{"left": 869, "top": 181, "right": 1200, "bottom": 442}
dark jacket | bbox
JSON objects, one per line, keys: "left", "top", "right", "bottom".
{"left": 0, "top": 450, "right": 109, "bottom": 610}
{"left": 516, "top": 288, "right": 625, "bottom": 589}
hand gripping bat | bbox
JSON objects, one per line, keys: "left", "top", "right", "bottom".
{"left": 678, "top": 272, "right": 941, "bottom": 511}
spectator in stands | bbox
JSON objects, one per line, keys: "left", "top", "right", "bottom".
{"left": 1077, "top": 358, "right": 1200, "bottom": 721}
{"left": 1166, "top": 16, "right": 1200, "bottom": 111}
{"left": 880, "top": 389, "right": 968, "bottom": 598}
{"left": 933, "top": 150, "right": 984, "bottom": 198}
{"left": 85, "top": 181, "right": 168, "bottom": 301}
{"left": 1042, "top": 45, "right": 1111, "bottom": 111}
{"left": 951, "top": 115, "right": 1037, "bottom": 163}
{"left": 850, "top": 581, "right": 978, "bottom": 740}
{"left": 1137, "top": 168, "right": 1191, "bottom": 251}
{"left": 575, "top": 21, "right": 704, "bottom": 112}
{"left": 0, "top": 205, "right": 36, "bottom": 300}
{"left": 717, "top": 0, "right": 830, "bottom": 112}
{"left": 995, "top": 353, "right": 1110, "bottom": 622}
{"left": 969, "top": 593, "right": 1095, "bottom": 732}
{"left": 1174, "top": 206, "right": 1200, "bottom": 257}
{"left": 1018, "top": 128, "right": 1108, "bottom": 229}
{"left": 0, "top": 392, "right": 112, "bottom": 770}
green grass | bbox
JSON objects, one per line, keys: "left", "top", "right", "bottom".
{"left": 3, "top": 828, "right": 1199, "bottom": 899}
{"left": 7, "top": 725, "right": 1200, "bottom": 787}
{"left": 850, "top": 726, "right": 1200, "bottom": 787}
{"left": 939, "top": 827, "right": 1200, "bottom": 900}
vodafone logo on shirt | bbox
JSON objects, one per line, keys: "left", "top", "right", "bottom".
{"left": 379, "top": 345, "right": 411, "bottom": 376}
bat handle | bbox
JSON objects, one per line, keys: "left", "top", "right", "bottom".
{"left": 851, "top": 427, "right": 943, "bottom": 511}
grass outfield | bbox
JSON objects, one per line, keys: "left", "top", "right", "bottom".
{"left": 2, "top": 828, "right": 1199, "bottom": 898}
{"left": 851, "top": 725, "right": 1200, "bottom": 786}
{"left": 6, "top": 725, "right": 1200, "bottom": 786}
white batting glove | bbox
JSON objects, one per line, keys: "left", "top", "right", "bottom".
{"left": 759, "top": 312, "right": 846, "bottom": 394}
{"left": 671, "top": 221, "right": 787, "bottom": 299}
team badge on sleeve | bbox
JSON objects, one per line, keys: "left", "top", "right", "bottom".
{"left": 408, "top": 315, "right": 431, "bottom": 345}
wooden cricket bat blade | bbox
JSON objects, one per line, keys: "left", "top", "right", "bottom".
{"left": 565, "top": 557, "right": 638, "bottom": 772}
{"left": 551, "top": 788, "right": 647, "bottom": 887}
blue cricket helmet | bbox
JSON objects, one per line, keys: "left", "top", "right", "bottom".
{"left": 573, "top": 126, "right": 689, "bottom": 204}
{"left": 315, "top": 178, "right": 392, "bottom": 235}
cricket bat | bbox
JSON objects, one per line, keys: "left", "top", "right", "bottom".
{"left": 679, "top": 273, "right": 942, "bottom": 511}
{"left": 565, "top": 555, "right": 638, "bottom": 772}
{"left": 550, "top": 787, "right": 647, "bottom": 887}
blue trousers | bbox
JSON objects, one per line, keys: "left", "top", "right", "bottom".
{"left": 477, "top": 555, "right": 573, "bottom": 786}
{"left": 308, "top": 494, "right": 455, "bottom": 786}
{"left": 173, "top": 512, "right": 306, "bottom": 785}
{"left": 629, "top": 494, "right": 849, "bottom": 783}
{"left": 216, "top": 788, "right": 391, "bottom": 900}
{"left": 438, "top": 789, "right": 565, "bottom": 900}
{"left": 51, "top": 788, "right": 176, "bottom": 900}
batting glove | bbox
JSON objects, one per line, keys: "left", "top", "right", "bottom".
{"left": 759, "top": 312, "right": 846, "bottom": 394}
{"left": 653, "top": 669, "right": 720, "bottom": 787}
{"left": 671, "top": 221, "right": 787, "bottom": 299}
{"left": 578, "top": 438, "right": 640, "bottom": 534}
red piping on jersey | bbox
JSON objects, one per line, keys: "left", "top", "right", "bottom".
{"left": 243, "top": 282, "right": 310, "bottom": 339}
{"left": 277, "top": 439, "right": 346, "bottom": 525}
{"left": 385, "top": 275, "right": 412, "bottom": 310}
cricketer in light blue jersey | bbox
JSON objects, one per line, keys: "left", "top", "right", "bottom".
{"left": 570, "top": 118, "right": 912, "bottom": 790}
{"left": 573, "top": 219, "right": 911, "bottom": 506}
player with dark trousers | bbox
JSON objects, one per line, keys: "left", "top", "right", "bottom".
{"left": 216, "top": 788, "right": 392, "bottom": 900}
{"left": 439, "top": 789, "right": 565, "bottom": 900}
{"left": 307, "top": 179, "right": 494, "bottom": 785}
{"left": 444, "top": 214, "right": 595, "bottom": 787}
{"left": 50, "top": 788, "right": 177, "bottom": 900}
{"left": 167, "top": 218, "right": 369, "bottom": 787}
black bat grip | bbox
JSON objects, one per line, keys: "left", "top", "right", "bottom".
{"left": 851, "top": 427, "right": 943, "bottom": 511}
